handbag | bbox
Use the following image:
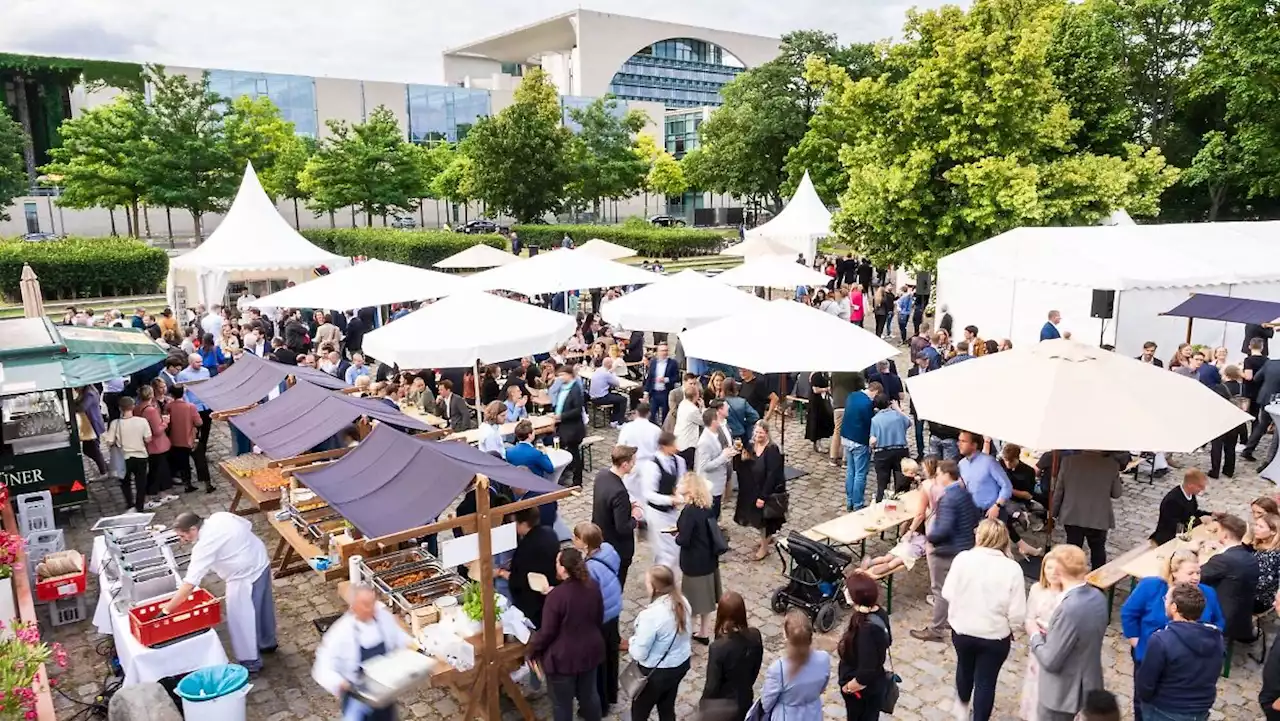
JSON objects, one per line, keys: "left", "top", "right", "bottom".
{"left": 619, "top": 626, "right": 677, "bottom": 701}
{"left": 707, "top": 518, "right": 730, "bottom": 557}
{"left": 745, "top": 659, "right": 786, "bottom": 720}
{"left": 762, "top": 492, "right": 789, "bottom": 521}
{"left": 867, "top": 614, "right": 901, "bottom": 714}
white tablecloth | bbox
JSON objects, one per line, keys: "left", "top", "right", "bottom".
{"left": 545, "top": 449, "right": 574, "bottom": 542}
{"left": 89, "top": 538, "right": 228, "bottom": 686}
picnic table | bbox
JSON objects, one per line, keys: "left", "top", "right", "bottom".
{"left": 445, "top": 414, "right": 557, "bottom": 444}
{"left": 576, "top": 366, "right": 641, "bottom": 392}
{"left": 1120, "top": 523, "right": 1220, "bottom": 582}
{"left": 803, "top": 491, "right": 922, "bottom": 552}
{"left": 394, "top": 402, "right": 448, "bottom": 429}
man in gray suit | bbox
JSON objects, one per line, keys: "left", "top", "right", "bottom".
{"left": 1052, "top": 451, "right": 1126, "bottom": 570}
{"left": 1030, "top": 545, "right": 1109, "bottom": 721}
{"left": 694, "top": 406, "right": 737, "bottom": 519}
{"left": 434, "top": 379, "right": 475, "bottom": 432}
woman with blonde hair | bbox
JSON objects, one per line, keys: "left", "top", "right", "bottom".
{"left": 673, "top": 382, "right": 704, "bottom": 468}
{"left": 707, "top": 370, "right": 726, "bottom": 401}
{"left": 941, "top": 519, "right": 1026, "bottom": 721}
{"left": 1120, "top": 549, "right": 1226, "bottom": 721}
{"left": 1252, "top": 514, "right": 1280, "bottom": 612}
{"left": 1019, "top": 552, "right": 1064, "bottom": 719}
{"left": 628, "top": 565, "right": 692, "bottom": 721}
{"left": 675, "top": 473, "right": 721, "bottom": 644}
{"left": 1168, "top": 342, "right": 1192, "bottom": 372}
{"left": 476, "top": 401, "right": 507, "bottom": 457}
{"left": 760, "top": 610, "right": 831, "bottom": 720}
{"left": 1212, "top": 345, "right": 1230, "bottom": 371}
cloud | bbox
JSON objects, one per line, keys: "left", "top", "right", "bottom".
{"left": 0, "top": 0, "right": 956, "bottom": 84}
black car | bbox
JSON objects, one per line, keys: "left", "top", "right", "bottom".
{"left": 648, "top": 215, "right": 686, "bottom": 228}
{"left": 455, "top": 219, "right": 510, "bottom": 235}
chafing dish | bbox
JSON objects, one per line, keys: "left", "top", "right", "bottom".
{"left": 390, "top": 574, "right": 465, "bottom": 613}
{"left": 290, "top": 508, "right": 346, "bottom": 540}
{"left": 122, "top": 565, "right": 178, "bottom": 605}
{"left": 91, "top": 513, "right": 155, "bottom": 532}
{"left": 373, "top": 560, "right": 445, "bottom": 595}
{"left": 357, "top": 548, "right": 435, "bottom": 582}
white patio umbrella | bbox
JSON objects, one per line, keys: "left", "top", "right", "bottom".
{"left": 905, "top": 338, "right": 1251, "bottom": 452}
{"left": 249, "top": 259, "right": 465, "bottom": 311}
{"left": 714, "top": 255, "right": 832, "bottom": 289}
{"left": 464, "top": 248, "right": 660, "bottom": 297}
{"left": 599, "top": 269, "right": 767, "bottom": 333}
{"left": 576, "top": 238, "right": 637, "bottom": 262}
{"left": 362, "top": 291, "right": 576, "bottom": 427}
{"left": 433, "top": 243, "right": 519, "bottom": 270}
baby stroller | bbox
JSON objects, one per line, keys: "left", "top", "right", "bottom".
{"left": 770, "top": 531, "right": 853, "bottom": 632}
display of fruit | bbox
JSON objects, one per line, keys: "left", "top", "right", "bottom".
{"left": 224, "top": 454, "right": 269, "bottom": 478}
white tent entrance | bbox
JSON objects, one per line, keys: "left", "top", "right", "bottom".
{"left": 721, "top": 171, "right": 832, "bottom": 265}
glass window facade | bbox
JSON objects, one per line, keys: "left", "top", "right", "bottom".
{"left": 207, "top": 70, "right": 319, "bottom": 137}
{"left": 608, "top": 38, "right": 744, "bottom": 109}
{"left": 560, "top": 95, "right": 628, "bottom": 133}
{"left": 664, "top": 111, "right": 703, "bottom": 158}
{"left": 406, "top": 86, "right": 492, "bottom": 143}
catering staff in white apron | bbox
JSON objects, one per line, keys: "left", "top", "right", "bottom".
{"left": 162, "top": 511, "right": 276, "bottom": 672}
{"left": 639, "top": 431, "right": 685, "bottom": 578}
{"left": 313, "top": 583, "right": 411, "bottom": 721}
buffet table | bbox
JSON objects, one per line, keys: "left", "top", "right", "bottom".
{"left": 220, "top": 458, "right": 284, "bottom": 517}
{"left": 88, "top": 538, "right": 228, "bottom": 686}
{"left": 266, "top": 514, "right": 347, "bottom": 581}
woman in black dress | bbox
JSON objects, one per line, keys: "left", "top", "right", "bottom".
{"left": 700, "top": 591, "right": 764, "bottom": 720}
{"left": 734, "top": 420, "right": 786, "bottom": 561}
{"left": 805, "top": 372, "right": 835, "bottom": 451}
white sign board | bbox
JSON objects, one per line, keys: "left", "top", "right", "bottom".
{"left": 439, "top": 522, "right": 518, "bottom": 568}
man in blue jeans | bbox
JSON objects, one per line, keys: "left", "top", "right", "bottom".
{"left": 840, "top": 374, "right": 875, "bottom": 510}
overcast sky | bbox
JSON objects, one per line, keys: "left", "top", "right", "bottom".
{"left": 0, "top": 0, "right": 954, "bottom": 84}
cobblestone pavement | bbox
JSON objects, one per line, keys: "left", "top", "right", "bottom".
{"left": 48, "top": 391, "right": 1273, "bottom": 720}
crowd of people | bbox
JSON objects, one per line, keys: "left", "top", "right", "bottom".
{"left": 70, "top": 252, "right": 1280, "bottom": 721}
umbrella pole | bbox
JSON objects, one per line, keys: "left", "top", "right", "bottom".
{"left": 473, "top": 359, "right": 485, "bottom": 429}
{"left": 473, "top": 473, "right": 502, "bottom": 721}
{"left": 1045, "top": 450, "right": 1060, "bottom": 544}
{"left": 779, "top": 374, "right": 787, "bottom": 453}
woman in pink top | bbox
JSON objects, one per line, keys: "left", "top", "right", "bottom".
{"left": 848, "top": 286, "right": 866, "bottom": 327}
{"left": 136, "top": 386, "right": 175, "bottom": 506}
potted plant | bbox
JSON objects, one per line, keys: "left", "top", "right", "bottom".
{"left": 0, "top": 620, "right": 68, "bottom": 720}
{"left": 0, "top": 532, "right": 24, "bottom": 627}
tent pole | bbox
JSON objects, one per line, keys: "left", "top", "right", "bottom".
{"left": 1045, "top": 450, "right": 1060, "bottom": 545}
{"left": 1186, "top": 317, "right": 1194, "bottom": 345}
{"left": 473, "top": 359, "right": 485, "bottom": 429}
{"left": 474, "top": 473, "right": 502, "bottom": 721}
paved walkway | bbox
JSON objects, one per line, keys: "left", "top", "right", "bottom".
{"left": 50, "top": 407, "right": 1272, "bottom": 720}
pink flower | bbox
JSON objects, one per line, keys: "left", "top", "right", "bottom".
{"left": 25, "top": 711, "right": 36, "bottom": 720}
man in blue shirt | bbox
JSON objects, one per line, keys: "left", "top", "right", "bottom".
{"left": 957, "top": 431, "right": 1013, "bottom": 520}
{"left": 344, "top": 353, "right": 372, "bottom": 386}
{"left": 505, "top": 420, "right": 559, "bottom": 527}
{"left": 588, "top": 358, "right": 626, "bottom": 427}
{"left": 175, "top": 353, "right": 215, "bottom": 492}
{"left": 1190, "top": 350, "right": 1221, "bottom": 387}
{"left": 869, "top": 394, "right": 913, "bottom": 501}
{"left": 839, "top": 374, "right": 875, "bottom": 510}
{"left": 1040, "top": 310, "right": 1062, "bottom": 341}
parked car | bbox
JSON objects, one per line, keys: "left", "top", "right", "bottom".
{"left": 648, "top": 215, "right": 686, "bottom": 228}
{"left": 22, "top": 232, "right": 58, "bottom": 242}
{"left": 390, "top": 215, "right": 417, "bottom": 229}
{"left": 455, "top": 219, "right": 510, "bottom": 235}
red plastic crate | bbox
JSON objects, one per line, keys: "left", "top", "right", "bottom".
{"left": 34, "top": 567, "right": 87, "bottom": 602}
{"left": 128, "top": 588, "right": 222, "bottom": 647}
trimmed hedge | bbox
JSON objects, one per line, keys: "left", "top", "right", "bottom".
{"left": 0, "top": 236, "right": 168, "bottom": 302}
{"left": 301, "top": 228, "right": 507, "bottom": 268}
{"left": 511, "top": 224, "right": 726, "bottom": 258}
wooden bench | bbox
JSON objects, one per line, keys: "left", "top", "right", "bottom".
{"left": 787, "top": 395, "right": 809, "bottom": 426}
{"left": 862, "top": 563, "right": 908, "bottom": 614}
{"left": 581, "top": 435, "right": 604, "bottom": 471}
{"left": 1085, "top": 543, "right": 1150, "bottom": 618}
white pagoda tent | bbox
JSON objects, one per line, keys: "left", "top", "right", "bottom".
{"left": 166, "top": 163, "right": 346, "bottom": 310}
{"left": 721, "top": 171, "right": 832, "bottom": 264}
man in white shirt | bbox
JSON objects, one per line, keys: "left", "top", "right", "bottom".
{"left": 617, "top": 402, "right": 662, "bottom": 503}
{"left": 162, "top": 511, "right": 276, "bottom": 673}
{"left": 243, "top": 330, "right": 268, "bottom": 357}
{"left": 200, "top": 305, "right": 224, "bottom": 339}
{"left": 312, "top": 583, "right": 411, "bottom": 719}
{"left": 637, "top": 432, "right": 686, "bottom": 574}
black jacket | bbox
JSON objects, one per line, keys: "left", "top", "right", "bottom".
{"left": 1201, "top": 544, "right": 1261, "bottom": 641}
{"left": 591, "top": 469, "right": 635, "bottom": 560}
{"left": 555, "top": 382, "right": 586, "bottom": 445}
{"left": 1254, "top": 359, "right": 1280, "bottom": 405}
{"left": 509, "top": 525, "right": 560, "bottom": 627}
{"left": 927, "top": 483, "right": 981, "bottom": 557}
{"left": 344, "top": 316, "right": 366, "bottom": 353}
{"left": 1149, "top": 485, "right": 1210, "bottom": 545}
{"left": 838, "top": 609, "right": 892, "bottom": 691}
{"left": 1262, "top": 621, "right": 1280, "bottom": 714}
{"left": 1244, "top": 323, "right": 1273, "bottom": 356}
{"left": 702, "top": 628, "right": 764, "bottom": 719}
{"left": 676, "top": 503, "right": 718, "bottom": 577}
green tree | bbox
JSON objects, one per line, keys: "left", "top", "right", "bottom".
{"left": 223, "top": 95, "right": 299, "bottom": 187}
{"left": 464, "top": 68, "right": 573, "bottom": 222}
{"left": 299, "top": 106, "right": 422, "bottom": 226}
{"left": 634, "top": 134, "right": 686, "bottom": 215}
{"left": 697, "top": 31, "right": 878, "bottom": 210}
{"left": 566, "top": 97, "right": 648, "bottom": 218}
{"left": 264, "top": 135, "right": 314, "bottom": 229}
{"left": 42, "top": 94, "right": 151, "bottom": 235}
{"left": 138, "top": 67, "right": 236, "bottom": 241}
{"left": 429, "top": 142, "right": 477, "bottom": 211}
{"left": 821, "top": 0, "right": 1178, "bottom": 265}
{"left": 0, "top": 111, "right": 27, "bottom": 222}
{"left": 1046, "top": 0, "right": 1134, "bottom": 154}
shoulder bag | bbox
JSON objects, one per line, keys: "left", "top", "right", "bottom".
{"left": 867, "top": 614, "right": 900, "bottom": 714}
{"left": 619, "top": 620, "right": 677, "bottom": 701}
{"left": 707, "top": 517, "right": 730, "bottom": 557}
{"left": 744, "top": 658, "right": 787, "bottom": 721}
{"left": 762, "top": 493, "right": 789, "bottom": 521}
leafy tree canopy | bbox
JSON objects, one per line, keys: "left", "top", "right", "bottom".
{"left": 0, "top": 113, "right": 27, "bottom": 222}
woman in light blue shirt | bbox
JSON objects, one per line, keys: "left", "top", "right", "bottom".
{"left": 504, "top": 385, "right": 529, "bottom": 424}
{"left": 628, "top": 565, "right": 692, "bottom": 721}
{"left": 759, "top": 610, "right": 831, "bottom": 721}
{"left": 477, "top": 401, "right": 507, "bottom": 458}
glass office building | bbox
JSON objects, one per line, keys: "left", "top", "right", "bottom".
{"left": 608, "top": 38, "right": 744, "bottom": 109}
{"left": 406, "top": 86, "right": 492, "bottom": 144}
{"left": 206, "top": 70, "right": 319, "bottom": 137}
{"left": 663, "top": 109, "right": 704, "bottom": 158}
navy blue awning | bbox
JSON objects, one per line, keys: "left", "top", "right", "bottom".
{"left": 298, "top": 424, "right": 563, "bottom": 538}
{"left": 1163, "top": 294, "right": 1280, "bottom": 325}
{"left": 186, "top": 353, "right": 351, "bottom": 411}
{"left": 228, "top": 381, "right": 429, "bottom": 459}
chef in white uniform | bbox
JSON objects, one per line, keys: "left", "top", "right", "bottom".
{"left": 313, "top": 583, "right": 411, "bottom": 721}
{"left": 616, "top": 401, "right": 662, "bottom": 504}
{"left": 161, "top": 511, "right": 276, "bottom": 672}
{"left": 638, "top": 431, "right": 685, "bottom": 578}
